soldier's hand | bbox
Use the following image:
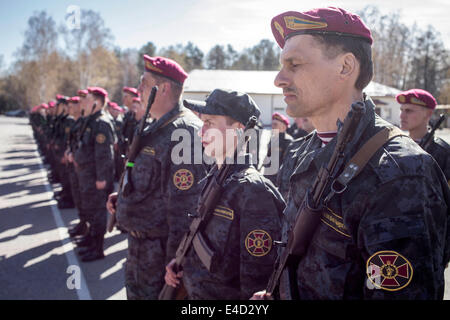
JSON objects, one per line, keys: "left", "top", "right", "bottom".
{"left": 96, "top": 180, "right": 106, "bottom": 190}
{"left": 250, "top": 290, "right": 273, "bottom": 300}
{"left": 106, "top": 192, "right": 118, "bottom": 214}
{"left": 165, "top": 258, "right": 183, "bottom": 288}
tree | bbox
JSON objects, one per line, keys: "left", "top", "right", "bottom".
{"left": 184, "top": 42, "right": 204, "bottom": 71}
{"left": 206, "top": 45, "right": 227, "bottom": 69}
{"left": 59, "top": 9, "right": 115, "bottom": 89}
{"left": 137, "top": 42, "right": 157, "bottom": 74}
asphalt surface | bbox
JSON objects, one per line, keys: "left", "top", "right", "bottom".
{"left": 0, "top": 115, "right": 127, "bottom": 300}
{"left": 0, "top": 115, "right": 448, "bottom": 300}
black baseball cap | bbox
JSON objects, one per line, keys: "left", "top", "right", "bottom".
{"left": 183, "top": 89, "right": 261, "bottom": 125}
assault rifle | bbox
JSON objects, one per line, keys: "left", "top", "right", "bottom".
{"left": 265, "top": 101, "right": 365, "bottom": 299}
{"left": 419, "top": 113, "right": 446, "bottom": 149}
{"left": 158, "top": 116, "right": 258, "bottom": 300}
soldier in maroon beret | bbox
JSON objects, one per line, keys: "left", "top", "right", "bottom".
{"left": 397, "top": 89, "right": 450, "bottom": 182}
{"left": 107, "top": 55, "right": 206, "bottom": 299}
{"left": 73, "top": 86, "right": 116, "bottom": 262}
{"left": 251, "top": 7, "right": 449, "bottom": 300}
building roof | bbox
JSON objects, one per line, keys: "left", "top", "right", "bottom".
{"left": 184, "top": 69, "right": 401, "bottom": 97}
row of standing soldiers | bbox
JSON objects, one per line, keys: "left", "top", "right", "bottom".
{"left": 30, "top": 87, "right": 142, "bottom": 262}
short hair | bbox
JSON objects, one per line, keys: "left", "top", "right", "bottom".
{"left": 151, "top": 73, "right": 183, "bottom": 102}
{"left": 311, "top": 34, "right": 373, "bottom": 90}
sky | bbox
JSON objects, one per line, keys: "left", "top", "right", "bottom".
{"left": 1, "top": 0, "right": 450, "bottom": 69}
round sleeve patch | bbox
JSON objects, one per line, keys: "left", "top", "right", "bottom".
{"left": 245, "top": 230, "right": 272, "bottom": 257}
{"left": 366, "top": 250, "right": 413, "bottom": 291}
{"left": 96, "top": 133, "right": 106, "bottom": 144}
{"left": 173, "top": 168, "right": 194, "bottom": 191}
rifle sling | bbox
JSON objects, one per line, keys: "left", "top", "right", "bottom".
{"left": 329, "top": 126, "right": 407, "bottom": 198}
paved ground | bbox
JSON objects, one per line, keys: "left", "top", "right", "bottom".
{"left": 0, "top": 115, "right": 127, "bottom": 300}
{"left": 0, "top": 115, "right": 448, "bottom": 300}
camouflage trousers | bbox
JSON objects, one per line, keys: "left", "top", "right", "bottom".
{"left": 76, "top": 166, "right": 110, "bottom": 236}
{"left": 125, "top": 236, "right": 167, "bottom": 300}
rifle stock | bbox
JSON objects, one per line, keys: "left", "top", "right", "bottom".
{"left": 265, "top": 101, "right": 365, "bottom": 298}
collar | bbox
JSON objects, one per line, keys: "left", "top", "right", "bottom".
{"left": 292, "top": 96, "right": 376, "bottom": 176}
{"left": 143, "top": 102, "right": 183, "bottom": 136}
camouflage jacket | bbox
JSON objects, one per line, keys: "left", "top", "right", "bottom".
{"left": 276, "top": 136, "right": 309, "bottom": 201}
{"left": 73, "top": 109, "right": 116, "bottom": 186}
{"left": 423, "top": 136, "right": 450, "bottom": 183}
{"left": 116, "top": 103, "right": 207, "bottom": 260}
{"left": 280, "top": 97, "right": 450, "bottom": 300}
{"left": 183, "top": 155, "right": 285, "bottom": 300}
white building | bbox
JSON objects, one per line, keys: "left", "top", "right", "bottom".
{"left": 182, "top": 69, "right": 403, "bottom": 126}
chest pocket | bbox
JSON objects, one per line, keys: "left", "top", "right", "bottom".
{"left": 131, "top": 148, "right": 161, "bottom": 194}
{"left": 312, "top": 206, "right": 354, "bottom": 261}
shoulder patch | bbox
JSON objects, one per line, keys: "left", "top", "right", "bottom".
{"left": 173, "top": 168, "right": 194, "bottom": 190}
{"left": 366, "top": 250, "right": 413, "bottom": 291}
{"left": 245, "top": 230, "right": 272, "bottom": 257}
{"left": 96, "top": 133, "right": 106, "bottom": 144}
{"left": 213, "top": 205, "right": 234, "bottom": 220}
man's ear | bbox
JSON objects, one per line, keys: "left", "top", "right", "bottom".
{"left": 340, "top": 52, "right": 357, "bottom": 79}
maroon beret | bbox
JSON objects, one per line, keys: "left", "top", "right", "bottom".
{"left": 107, "top": 101, "right": 122, "bottom": 111}
{"left": 396, "top": 89, "right": 437, "bottom": 110}
{"left": 40, "top": 103, "right": 49, "bottom": 109}
{"left": 48, "top": 101, "right": 56, "bottom": 108}
{"left": 132, "top": 97, "right": 141, "bottom": 103}
{"left": 272, "top": 112, "right": 290, "bottom": 126}
{"left": 88, "top": 87, "right": 108, "bottom": 98}
{"left": 77, "top": 89, "right": 88, "bottom": 98}
{"left": 143, "top": 55, "right": 188, "bottom": 85}
{"left": 123, "top": 87, "right": 140, "bottom": 97}
{"left": 70, "top": 96, "right": 80, "bottom": 103}
{"left": 271, "top": 7, "right": 373, "bottom": 49}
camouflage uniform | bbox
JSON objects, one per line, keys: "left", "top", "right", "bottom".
{"left": 279, "top": 98, "right": 450, "bottom": 300}
{"left": 264, "top": 131, "right": 293, "bottom": 185}
{"left": 276, "top": 136, "right": 309, "bottom": 201}
{"left": 182, "top": 155, "right": 284, "bottom": 299}
{"left": 116, "top": 103, "right": 206, "bottom": 300}
{"left": 74, "top": 109, "right": 116, "bottom": 259}
{"left": 422, "top": 136, "right": 450, "bottom": 183}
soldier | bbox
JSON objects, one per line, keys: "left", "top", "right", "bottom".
{"left": 73, "top": 86, "right": 116, "bottom": 262}
{"left": 66, "top": 95, "right": 89, "bottom": 238}
{"left": 263, "top": 112, "right": 293, "bottom": 184}
{"left": 252, "top": 7, "right": 449, "bottom": 300}
{"left": 164, "top": 89, "right": 284, "bottom": 299}
{"left": 107, "top": 100, "right": 126, "bottom": 182}
{"left": 53, "top": 95, "right": 75, "bottom": 209}
{"left": 106, "top": 55, "right": 207, "bottom": 299}
{"left": 397, "top": 89, "right": 450, "bottom": 183}
{"left": 286, "top": 117, "right": 308, "bottom": 139}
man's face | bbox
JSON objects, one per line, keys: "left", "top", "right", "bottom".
{"left": 122, "top": 92, "right": 133, "bottom": 108}
{"left": 272, "top": 119, "right": 287, "bottom": 132}
{"left": 400, "top": 104, "right": 431, "bottom": 131}
{"left": 199, "top": 114, "right": 239, "bottom": 160}
{"left": 137, "top": 72, "right": 158, "bottom": 108}
{"left": 133, "top": 101, "right": 145, "bottom": 120}
{"left": 86, "top": 93, "right": 96, "bottom": 111}
{"left": 79, "top": 96, "right": 88, "bottom": 114}
{"left": 275, "top": 35, "right": 343, "bottom": 118}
